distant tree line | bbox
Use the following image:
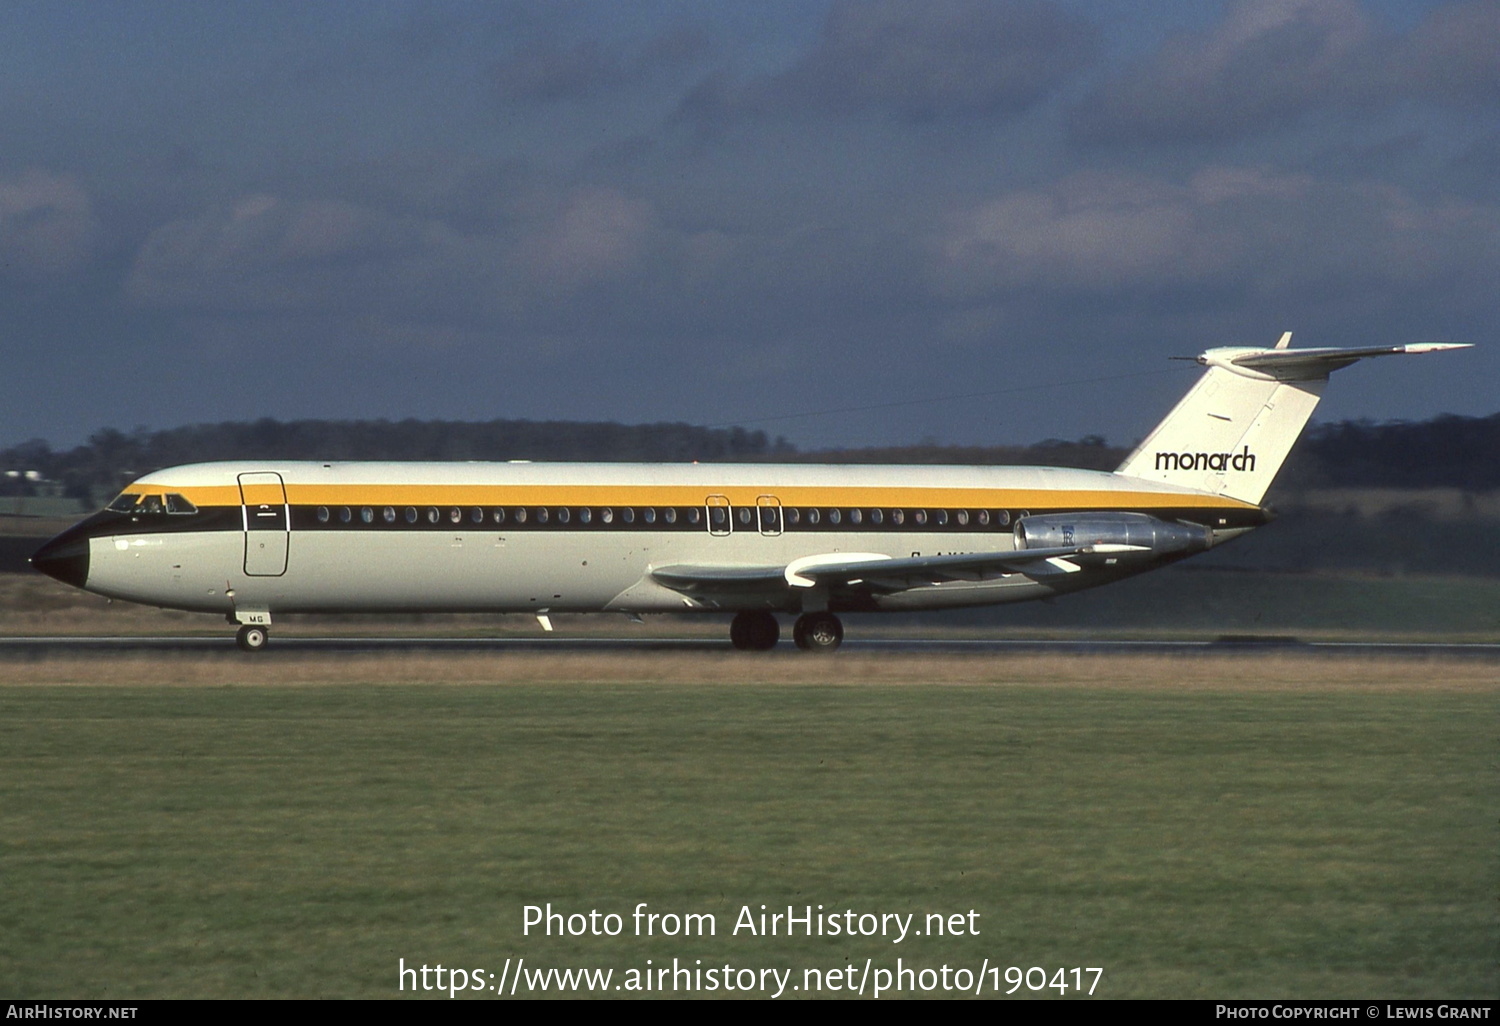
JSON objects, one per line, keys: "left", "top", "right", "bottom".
{"left": 791, "top": 436, "right": 1125, "bottom": 471}
{"left": 1, "top": 412, "right": 1496, "bottom": 505}
{"left": 1278, "top": 414, "right": 1500, "bottom": 490}
{"left": 797, "top": 414, "right": 1500, "bottom": 492}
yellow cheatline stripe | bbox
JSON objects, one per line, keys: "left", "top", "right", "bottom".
{"left": 144, "top": 483, "right": 1256, "bottom": 511}
{"left": 239, "top": 484, "right": 285, "bottom": 506}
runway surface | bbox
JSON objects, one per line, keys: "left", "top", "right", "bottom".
{"left": 4, "top": 635, "right": 1499, "bottom": 659}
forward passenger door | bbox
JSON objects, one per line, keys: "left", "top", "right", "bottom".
{"left": 238, "top": 472, "right": 289, "bottom": 576}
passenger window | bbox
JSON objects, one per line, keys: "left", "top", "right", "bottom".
{"left": 806, "top": 509, "right": 820, "bottom": 525}
{"left": 869, "top": 509, "right": 883, "bottom": 525}
{"left": 848, "top": 508, "right": 862, "bottom": 525}
{"left": 621, "top": 508, "right": 635, "bottom": 524}
{"left": 785, "top": 508, "right": 800, "bottom": 526}
{"left": 535, "top": 508, "right": 549, "bottom": 524}
{"left": 913, "top": 510, "right": 927, "bottom": 525}
{"left": 737, "top": 508, "right": 752, "bottom": 525}
{"left": 955, "top": 510, "right": 970, "bottom": 526}
{"left": 600, "top": 508, "right": 614, "bottom": 524}
{"left": 663, "top": 507, "right": 677, "bottom": 524}
{"left": 643, "top": 508, "right": 657, "bottom": 524}
{"left": 493, "top": 508, "right": 506, "bottom": 524}
{"left": 316, "top": 506, "right": 330, "bottom": 523}
{"left": 165, "top": 494, "right": 198, "bottom": 514}
{"left": 427, "top": 508, "right": 440, "bottom": 524}
{"left": 890, "top": 509, "right": 904, "bottom": 525}
{"left": 556, "top": 508, "right": 571, "bottom": 524}
{"left": 471, "top": 508, "right": 483, "bottom": 524}
{"left": 406, "top": 507, "right": 418, "bottom": 524}
{"left": 579, "top": 508, "right": 593, "bottom": 525}
{"left": 686, "top": 508, "right": 701, "bottom": 525}
{"left": 709, "top": 506, "right": 726, "bottom": 527}
{"left": 449, "top": 508, "right": 462, "bottom": 524}
{"left": 361, "top": 507, "right": 374, "bottom": 524}
{"left": 107, "top": 493, "right": 140, "bottom": 512}
{"left": 339, "top": 507, "right": 353, "bottom": 523}
{"left": 935, "top": 509, "right": 949, "bottom": 526}
{"left": 996, "top": 510, "right": 1011, "bottom": 526}
{"left": 827, "top": 508, "right": 841, "bottom": 525}
{"left": 383, "top": 507, "right": 397, "bottom": 523}
{"left": 976, "top": 510, "right": 990, "bottom": 526}
{"left": 514, "top": 508, "right": 528, "bottom": 524}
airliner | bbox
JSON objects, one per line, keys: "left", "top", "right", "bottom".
{"left": 30, "top": 335, "right": 1469, "bottom": 651}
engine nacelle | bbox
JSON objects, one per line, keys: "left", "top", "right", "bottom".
{"left": 1014, "top": 512, "right": 1210, "bottom": 558}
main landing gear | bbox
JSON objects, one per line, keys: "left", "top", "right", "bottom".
{"left": 729, "top": 610, "right": 779, "bottom": 651}
{"left": 792, "top": 612, "right": 843, "bottom": 652}
{"left": 728, "top": 611, "right": 844, "bottom": 652}
{"left": 235, "top": 625, "right": 269, "bottom": 652}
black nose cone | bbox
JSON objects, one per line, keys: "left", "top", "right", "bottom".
{"left": 31, "top": 534, "right": 90, "bottom": 589}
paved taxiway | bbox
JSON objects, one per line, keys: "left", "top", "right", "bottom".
{"left": 3, "top": 636, "right": 1498, "bottom": 660}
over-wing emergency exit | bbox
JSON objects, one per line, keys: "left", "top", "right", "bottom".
{"left": 31, "top": 335, "right": 1471, "bottom": 651}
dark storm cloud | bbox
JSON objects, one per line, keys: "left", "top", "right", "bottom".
{"left": 119, "top": 175, "right": 919, "bottom": 350}
{"left": 0, "top": 169, "right": 100, "bottom": 282}
{"left": 123, "top": 183, "right": 672, "bottom": 329}
{"left": 1446, "top": 130, "right": 1500, "bottom": 201}
{"left": 681, "top": 0, "right": 1098, "bottom": 124}
{"left": 1407, "top": 1, "right": 1500, "bottom": 109}
{"left": 928, "top": 167, "right": 1500, "bottom": 311}
{"left": 491, "top": 27, "right": 710, "bottom": 104}
{"left": 1, "top": 2, "right": 1494, "bottom": 450}
{"left": 1072, "top": 0, "right": 1500, "bottom": 145}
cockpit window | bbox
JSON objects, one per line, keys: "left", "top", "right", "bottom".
{"left": 136, "top": 494, "right": 164, "bottom": 514}
{"left": 165, "top": 493, "right": 198, "bottom": 514}
{"left": 107, "top": 493, "right": 141, "bottom": 512}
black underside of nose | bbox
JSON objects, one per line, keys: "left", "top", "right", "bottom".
{"left": 31, "top": 535, "right": 90, "bottom": 589}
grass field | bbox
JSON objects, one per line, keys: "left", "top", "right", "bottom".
{"left": 1, "top": 652, "right": 1494, "bottom": 999}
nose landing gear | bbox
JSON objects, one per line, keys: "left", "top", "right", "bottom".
{"left": 235, "top": 625, "right": 269, "bottom": 652}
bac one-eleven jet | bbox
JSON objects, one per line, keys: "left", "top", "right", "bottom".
{"left": 32, "top": 335, "right": 1470, "bottom": 652}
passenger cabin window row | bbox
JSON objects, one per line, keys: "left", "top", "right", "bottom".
{"left": 105, "top": 491, "right": 1022, "bottom": 530}
{"left": 304, "top": 505, "right": 1016, "bottom": 531}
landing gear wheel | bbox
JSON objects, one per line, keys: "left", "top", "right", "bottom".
{"left": 729, "top": 610, "right": 780, "bottom": 651}
{"left": 236, "top": 625, "right": 269, "bottom": 652}
{"left": 793, "top": 612, "right": 843, "bottom": 652}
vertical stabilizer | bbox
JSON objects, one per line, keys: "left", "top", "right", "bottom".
{"left": 1116, "top": 336, "right": 1471, "bottom": 505}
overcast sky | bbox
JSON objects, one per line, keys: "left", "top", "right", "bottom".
{"left": 1, "top": 0, "right": 1495, "bottom": 452}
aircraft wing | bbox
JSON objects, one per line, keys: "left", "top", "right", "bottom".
{"left": 651, "top": 545, "right": 1094, "bottom": 597}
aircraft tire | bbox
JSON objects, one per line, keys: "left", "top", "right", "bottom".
{"left": 793, "top": 612, "right": 843, "bottom": 652}
{"left": 730, "top": 610, "right": 779, "bottom": 651}
{"left": 236, "top": 625, "right": 269, "bottom": 652}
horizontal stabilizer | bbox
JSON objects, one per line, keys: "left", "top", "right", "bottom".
{"left": 1117, "top": 335, "right": 1472, "bottom": 505}
{"left": 1223, "top": 342, "right": 1472, "bottom": 380}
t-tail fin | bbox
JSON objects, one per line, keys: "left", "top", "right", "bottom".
{"left": 1116, "top": 335, "right": 1472, "bottom": 505}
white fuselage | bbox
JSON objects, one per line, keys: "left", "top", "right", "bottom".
{"left": 44, "top": 460, "right": 1262, "bottom": 621}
